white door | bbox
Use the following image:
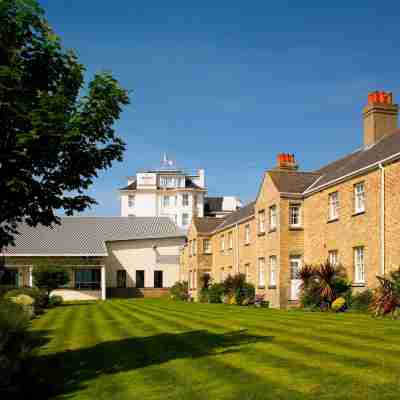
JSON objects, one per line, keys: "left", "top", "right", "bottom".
{"left": 290, "top": 257, "right": 302, "bottom": 301}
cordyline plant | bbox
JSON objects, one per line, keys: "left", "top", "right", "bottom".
{"left": 0, "top": 0, "right": 130, "bottom": 252}
{"left": 298, "top": 261, "right": 350, "bottom": 307}
{"left": 370, "top": 268, "right": 400, "bottom": 317}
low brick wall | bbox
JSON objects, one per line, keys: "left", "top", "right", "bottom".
{"left": 107, "top": 287, "right": 170, "bottom": 298}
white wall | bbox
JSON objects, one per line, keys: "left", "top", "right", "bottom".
{"left": 105, "top": 237, "right": 185, "bottom": 288}
{"left": 121, "top": 192, "right": 157, "bottom": 217}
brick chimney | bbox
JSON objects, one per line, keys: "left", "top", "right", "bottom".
{"left": 363, "top": 91, "right": 398, "bottom": 147}
{"left": 276, "top": 153, "right": 298, "bottom": 171}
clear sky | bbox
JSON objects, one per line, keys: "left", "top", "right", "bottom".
{"left": 39, "top": 0, "right": 400, "bottom": 215}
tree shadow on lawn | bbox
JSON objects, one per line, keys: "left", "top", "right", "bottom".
{"left": 28, "top": 329, "right": 273, "bottom": 399}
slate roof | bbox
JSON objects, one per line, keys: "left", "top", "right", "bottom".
{"left": 194, "top": 217, "right": 225, "bottom": 235}
{"left": 307, "top": 129, "right": 400, "bottom": 191}
{"left": 120, "top": 178, "right": 203, "bottom": 190}
{"left": 5, "top": 217, "right": 185, "bottom": 256}
{"left": 269, "top": 171, "right": 321, "bottom": 194}
{"left": 213, "top": 201, "right": 255, "bottom": 232}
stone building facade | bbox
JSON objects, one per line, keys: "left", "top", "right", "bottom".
{"left": 180, "top": 91, "right": 400, "bottom": 307}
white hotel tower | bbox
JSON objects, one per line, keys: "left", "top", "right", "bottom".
{"left": 120, "top": 154, "right": 207, "bottom": 229}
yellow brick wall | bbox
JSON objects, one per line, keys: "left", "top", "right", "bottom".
{"left": 383, "top": 162, "right": 400, "bottom": 274}
{"left": 254, "top": 173, "right": 283, "bottom": 307}
{"left": 304, "top": 170, "right": 381, "bottom": 289}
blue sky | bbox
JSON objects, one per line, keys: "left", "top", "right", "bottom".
{"left": 39, "top": 1, "right": 400, "bottom": 215}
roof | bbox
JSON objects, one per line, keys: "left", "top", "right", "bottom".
{"left": 268, "top": 171, "right": 321, "bottom": 194}
{"left": 307, "top": 129, "right": 400, "bottom": 191}
{"left": 269, "top": 129, "right": 400, "bottom": 195}
{"left": 194, "top": 217, "right": 225, "bottom": 235}
{"left": 213, "top": 201, "right": 255, "bottom": 232}
{"left": 4, "top": 217, "right": 185, "bottom": 256}
{"left": 204, "top": 197, "right": 224, "bottom": 214}
{"left": 120, "top": 177, "right": 203, "bottom": 191}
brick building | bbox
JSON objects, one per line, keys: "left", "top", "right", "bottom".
{"left": 181, "top": 91, "right": 400, "bottom": 307}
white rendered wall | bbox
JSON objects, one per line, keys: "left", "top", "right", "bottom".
{"left": 105, "top": 237, "right": 185, "bottom": 288}
{"left": 121, "top": 192, "right": 157, "bottom": 217}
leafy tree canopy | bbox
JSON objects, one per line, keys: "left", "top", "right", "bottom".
{"left": 0, "top": 0, "right": 130, "bottom": 249}
{"left": 32, "top": 264, "right": 70, "bottom": 295}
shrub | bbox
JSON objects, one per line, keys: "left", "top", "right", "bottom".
{"left": 4, "top": 288, "right": 49, "bottom": 313}
{"left": 0, "top": 301, "right": 34, "bottom": 390}
{"left": 298, "top": 261, "right": 350, "bottom": 309}
{"left": 49, "top": 295, "right": 63, "bottom": 307}
{"left": 235, "top": 283, "right": 255, "bottom": 305}
{"left": 200, "top": 273, "right": 212, "bottom": 289}
{"left": 254, "top": 294, "right": 269, "bottom": 308}
{"left": 32, "top": 265, "right": 70, "bottom": 296}
{"left": 10, "top": 295, "right": 35, "bottom": 319}
{"left": 199, "top": 288, "right": 210, "bottom": 303}
{"left": 222, "top": 273, "right": 246, "bottom": 296}
{"left": 331, "top": 297, "right": 346, "bottom": 312}
{"left": 208, "top": 283, "right": 225, "bottom": 303}
{"left": 351, "top": 289, "right": 373, "bottom": 312}
{"left": 370, "top": 269, "right": 400, "bottom": 317}
{"left": 169, "top": 281, "right": 189, "bottom": 301}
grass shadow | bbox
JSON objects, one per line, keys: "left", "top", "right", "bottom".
{"left": 26, "top": 329, "right": 273, "bottom": 399}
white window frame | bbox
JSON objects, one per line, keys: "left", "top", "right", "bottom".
{"left": 192, "top": 239, "right": 196, "bottom": 256}
{"left": 328, "top": 192, "right": 339, "bottom": 220}
{"left": 354, "top": 182, "right": 365, "bottom": 214}
{"left": 269, "top": 256, "right": 277, "bottom": 286}
{"left": 182, "top": 193, "right": 190, "bottom": 207}
{"left": 258, "top": 257, "right": 265, "bottom": 288}
{"left": 128, "top": 195, "right": 135, "bottom": 208}
{"left": 328, "top": 250, "right": 338, "bottom": 266}
{"left": 203, "top": 239, "right": 211, "bottom": 254}
{"left": 162, "top": 195, "right": 170, "bottom": 208}
{"left": 182, "top": 213, "right": 190, "bottom": 226}
{"left": 244, "top": 224, "right": 250, "bottom": 244}
{"left": 269, "top": 205, "right": 277, "bottom": 230}
{"left": 258, "top": 210, "right": 266, "bottom": 233}
{"left": 245, "top": 263, "right": 250, "bottom": 281}
{"left": 228, "top": 231, "right": 233, "bottom": 249}
{"left": 354, "top": 247, "right": 365, "bottom": 283}
{"left": 221, "top": 235, "right": 225, "bottom": 252}
{"left": 289, "top": 204, "right": 301, "bottom": 227}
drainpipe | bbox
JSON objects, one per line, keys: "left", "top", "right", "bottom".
{"left": 379, "top": 163, "right": 385, "bottom": 276}
{"left": 235, "top": 223, "right": 240, "bottom": 273}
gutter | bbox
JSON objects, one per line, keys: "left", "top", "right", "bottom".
{"left": 235, "top": 223, "right": 239, "bottom": 273}
{"left": 304, "top": 151, "right": 400, "bottom": 195}
{"left": 379, "top": 163, "right": 386, "bottom": 276}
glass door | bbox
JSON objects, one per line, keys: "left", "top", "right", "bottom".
{"left": 290, "top": 256, "right": 302, "bottom": 301}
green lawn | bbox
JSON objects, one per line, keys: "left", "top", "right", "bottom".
{"left": 30, "top": 299, "right": 400, "bottom": 400}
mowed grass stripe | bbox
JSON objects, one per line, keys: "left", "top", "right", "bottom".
{"left": 30, "top": 299, "right": 400, "bottom": 400}
{"left": 142, "top": 301, "right": 400, "bottom": 357}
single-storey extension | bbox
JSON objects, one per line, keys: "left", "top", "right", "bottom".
{"left": 0, "top": 217, "right": 185, "bottom": 300}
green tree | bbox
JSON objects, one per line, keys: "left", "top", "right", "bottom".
{"left": 0, "top": 0, "right": 130, "bottom": 250}
{"left": 32, "top": 265, "right": 70, "bottom": 295}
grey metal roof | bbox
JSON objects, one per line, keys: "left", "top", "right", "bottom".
{"left": 5, "top": 217, "right": 185, "bottom": 256}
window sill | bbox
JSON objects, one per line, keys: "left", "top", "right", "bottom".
{"left": 327, "top": 218, "right": 339, "bottom": 224}
{"left": 257, "top": 231, "right": 266, "bottom": 237}
{"left": 352, "top": 210, "right": 365, "bottom": 217}
{"left": 268, "top": 285, "right": 277, "bottom": 289}
{"left": 352, "top": 282, "right": 365, "bottom": 287}
{"left": 268, "top": 228, "right": 277, "bottom": 233}
{"left": 203, "top": 252, "right": 212, "bottom": 255}
{"left": 289, "top": 226, "right": 303, "bottom": 231}
{"left": 244, "top": 242, "right": 250, "bottom": 246}
{"left": 258, "top": 286, "right": 266, "bottom": 289}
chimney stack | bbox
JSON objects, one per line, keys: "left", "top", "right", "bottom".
{"left": 276, "top": 153, "right": 298, "bottom": 171}
{"left": 363, "top": 91, "right": 398, "bottom": 147}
